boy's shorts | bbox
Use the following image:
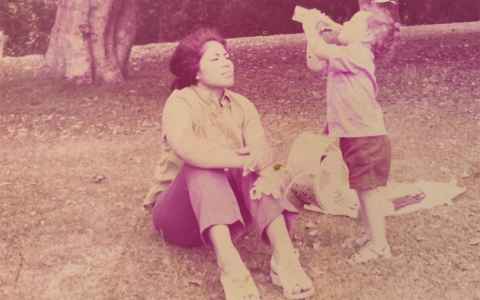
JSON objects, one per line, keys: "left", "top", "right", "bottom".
{"left": 339, "top": 135, "right": 391, "bottom": 191}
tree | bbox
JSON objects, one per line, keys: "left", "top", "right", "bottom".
{"left": 44, "top": 0, "right": 138, "bottom": 84}
{"left": 0, "top": 31, "right": 7, "bottom": 57}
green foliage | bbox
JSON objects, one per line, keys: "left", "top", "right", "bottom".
{"left": 153, "top": 0, "right": 359, "bottom": 41}
{"left": 0, "top": 0, "right": 56, "bottom": 56}
{"left": 1, "top": 0, "right": 479, "bottom": 56}
{"left": 399, "top": 0, "right": 480, "bottom": 25}
{"left": 156, "top": 0, "right": 226, "bottom": 41}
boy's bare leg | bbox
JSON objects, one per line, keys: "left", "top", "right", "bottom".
{"left": 349, "top": 188, "right": 391, "bottom": 263}
{"left": 358, "top": 188, "right": 389, "bottom": 249}
{"left": 359, "top": 192, "right": 373, "bottom": 243}
{"left": 343, "top": 193, "right": 371, "bottom": 249}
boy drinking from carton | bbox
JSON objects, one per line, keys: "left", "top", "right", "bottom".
{"left": 294, "top": 3, "right": 399, "bottom": 263}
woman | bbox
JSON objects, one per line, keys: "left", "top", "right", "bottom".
{"left": 150, "top": 27, "right": 314, "bottom": 300}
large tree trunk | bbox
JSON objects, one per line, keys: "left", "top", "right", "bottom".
{"left": 44, "top": 0, "right": 138, "bottom": 84}
{"left": 0, "top": 31, "right": 7, "bottom": 58}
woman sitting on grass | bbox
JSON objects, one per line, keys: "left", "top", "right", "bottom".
{"left": 150, "top": 27, "right": 314, "bottom": 300}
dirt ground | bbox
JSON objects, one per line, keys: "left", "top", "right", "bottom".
{"left": 1, "top": 22, "right": 480, "bottom": 300}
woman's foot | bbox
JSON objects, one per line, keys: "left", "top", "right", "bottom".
{"left": 209, "top": 225, "right": 260, "bottom": 299}
{"left": 218, "top": 254, "right": 260, "bottom": 300}
{"left": 220, "top": 270, "right": 260, "bottom": 300}
{"left": 270, "top": 250, "right": 315, "bottom": 299}
{"left": 348, "top": 242, "right": 392, "bottom": 264}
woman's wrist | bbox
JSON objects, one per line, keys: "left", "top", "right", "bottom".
{"left": 240, "top": 155, "right": 257, "bottom": 174}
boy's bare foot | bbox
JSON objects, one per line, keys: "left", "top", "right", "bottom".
{"left": 342, "top": 232, "right": 371, "bottom": 249}
{"left": 348, "top": 242, "right": 392, "bottom": 264}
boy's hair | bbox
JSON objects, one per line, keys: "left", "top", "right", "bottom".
{"left": 363, "top": 5, "right": 399, "bottom": 59}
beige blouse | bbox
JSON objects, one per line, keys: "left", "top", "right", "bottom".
{"left": 143, "top": 87, "right": 272, "bottom": 208}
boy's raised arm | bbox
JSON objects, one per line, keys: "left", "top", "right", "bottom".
{"left": 306, "top": 45, "right": 328, "bottom": 72}
{"left": 303, "top": 21, "right": 338, "bottom": 61}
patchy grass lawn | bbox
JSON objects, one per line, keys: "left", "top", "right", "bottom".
{"left": 1, "top": 24, "right": 480, "bottom": 300}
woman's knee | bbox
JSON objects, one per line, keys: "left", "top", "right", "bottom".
{"left": 183, "top": 165, "right": 231, "bottom": 188}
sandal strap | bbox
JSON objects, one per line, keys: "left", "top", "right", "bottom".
{"left": 270, "top": 251, "right": 315, "bottom": 300}
{"left": 220, "top": 271, "right": 260, "bottom": 300}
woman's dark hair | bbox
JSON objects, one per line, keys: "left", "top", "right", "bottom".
{"left": 169, "top": 27, "right": 226, "bottom": 90}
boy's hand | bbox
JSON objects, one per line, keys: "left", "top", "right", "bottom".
{"left": 300, "top": 10, "right": 334, "bottom": 36}
{"left": 293, "top": 6, "right": 329, "bottom": 25}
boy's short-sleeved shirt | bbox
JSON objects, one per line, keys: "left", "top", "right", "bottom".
{"left": 326, "top": 43, "right": 387, "bottom": 137}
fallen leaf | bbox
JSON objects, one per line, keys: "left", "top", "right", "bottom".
{"left": 92, "top": 175, "right": 107, "bottom": 184}
{"left": 469, "top": 238, "right": 480, "bottom": 246}
{"left": 305, "top": 221, "right": 316, "bottom": 229}
{"left": 188, "top": 279, "right": 202, "bottom": 286}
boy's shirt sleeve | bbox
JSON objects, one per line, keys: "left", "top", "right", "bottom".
{"left": 306, "top": 46, "right": 328, "bottom": 72}
{"left": 327, "top": 44, "right": 374, "bottom": 74}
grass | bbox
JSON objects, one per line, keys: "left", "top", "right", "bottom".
{"left": 1, "top": 27, "right": 480, "bottom": 299}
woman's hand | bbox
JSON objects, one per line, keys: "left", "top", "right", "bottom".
{"left": 237, "top": 146, "right": 274, "bottom": 176}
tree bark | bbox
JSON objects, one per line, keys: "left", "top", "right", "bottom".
{"left": 44, "top": 0, "right": 138, "bottom": 84}
{"left": 0, "top": 31, "right": 7, "bottom": 58}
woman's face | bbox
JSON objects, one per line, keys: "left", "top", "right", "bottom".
{"left": 196, "top": 41, "right": 234, "bottom": 89}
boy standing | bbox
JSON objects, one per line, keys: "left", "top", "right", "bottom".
{"left": 299, "top": 4, "right": 399, "bottom": 263}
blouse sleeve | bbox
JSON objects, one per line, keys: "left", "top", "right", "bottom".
{"left": 162, "top": 94, "right": 244, "bottom": 169}
{"left": 241, "top": 99, "right": 274, "bottom": 168}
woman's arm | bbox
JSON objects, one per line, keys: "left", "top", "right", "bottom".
{"left": 242, "top": 101, "right": 274, "bottom": 171}
{"left": 163, "top": 99, "right": 246, "bottom": 169}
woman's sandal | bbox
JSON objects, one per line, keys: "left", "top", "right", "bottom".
{"left": 270, "top": 252, "right": 315, "bottom": 299}
{"left": 348, "top": 243, "right": 392, "bottom": 264}
{"left": 220, "top": 270, "right": 260, "bottom": 300}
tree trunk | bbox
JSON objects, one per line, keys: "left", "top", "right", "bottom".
{"left": 44, "top": 0, "right": 138, "bottom": 84}
{"left": 0, "top": 31, "right": 7, "bottom": 57}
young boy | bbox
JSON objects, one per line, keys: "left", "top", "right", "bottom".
{"left": 300, "top": 3, "right": 398, "bottom": 263}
